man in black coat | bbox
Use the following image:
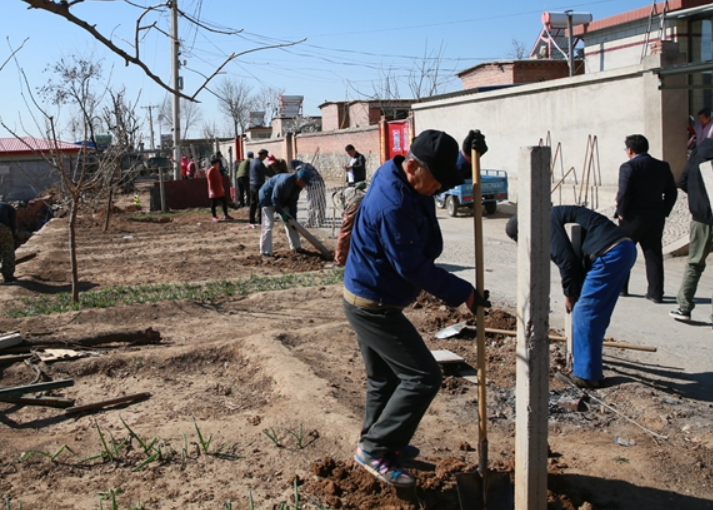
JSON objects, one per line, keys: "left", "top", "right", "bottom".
{"left": 615, "top": 134, "right": 677, "bottom": 302}
{"left": 0, "top": 201, "right": 18, "bottom": 284}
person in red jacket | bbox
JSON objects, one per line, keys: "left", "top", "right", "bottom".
{"left": 207, "top": 154, "right": 233, "bottom": 222}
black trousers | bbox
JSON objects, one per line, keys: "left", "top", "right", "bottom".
{"left": 237, "top": 176, "right": 250, "bottom": 207}
{"left": 210, "top": 196, "right": 228, "bottom": 218}
{"left": 619, "top": 216, "right": 666, "bottom": 299}
{"left": 249, "top": 185, "right": 262, "bottom": 224}
{"left": 343, "top": 300, "right": 442, "bottom": 455}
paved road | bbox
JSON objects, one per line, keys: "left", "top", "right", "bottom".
{"left": 437, "top": 203, "right": 713, "bottom": 401}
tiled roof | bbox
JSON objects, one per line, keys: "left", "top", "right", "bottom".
{"left": 0, "top": 137, "right": 83, "bottom": 154}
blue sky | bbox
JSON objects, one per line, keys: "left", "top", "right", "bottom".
{"left": 2, "top": 0, "right": 652, "bottom": 143}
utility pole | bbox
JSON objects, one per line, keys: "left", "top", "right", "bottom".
{"left": 566, "top": 10, "right": 574, "bottom": 77}
{"left": 141, "top": 105, "right": 159, "bottom": 151}
{"left": 170, "top": 0, "right": 181, "bottom": 180}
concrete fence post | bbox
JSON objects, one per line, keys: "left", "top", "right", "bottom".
{"left": 515, "top": 146, "right": 551, "bottom": 510}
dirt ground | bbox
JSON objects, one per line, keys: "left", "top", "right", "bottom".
{"left": 1, "top": 198, "right": 712, "bottom": 509}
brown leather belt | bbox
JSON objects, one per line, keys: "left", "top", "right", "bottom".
{"left": 343, "top": 288, "right": 406, "bottom": 311}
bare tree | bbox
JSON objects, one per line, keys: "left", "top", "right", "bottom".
{"left": 160, "top": 95, "right": 202, "bottom": 139}
{"left": 407, "top": 41, "right": 449, "bottom": 99}
{"left": 20, "top": 1, "right": 305, "bottom": 102}
{"left": 508, "top": 39, "right": 528, "bottom": 60}
{"left": 214, "top": 78, "right": 254, "bottom": 137}
{"left": 253, "top": 86, "right": 285, "bottom": 126}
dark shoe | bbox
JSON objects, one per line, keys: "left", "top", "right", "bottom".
{"left": 2, "top": 276, "right": 17, "bottom": 284}
{"left": 645, "top": 294, "right": 663, "bottom": 304}
{"left": 555, "top": 371, "right": 601, "bottom": 389}
{"left": 396, "top": 444, "right": 420, "bottom": 461}
{"left": 354, "top": 447, "right": 415, "bottom": 488}
{"left": 669, "top": 307, "right": 691, "bottom": 321}
{"left": 619, "top": 290, "right": 629, "bottom": 297}
{"left": 295, "top": 247, "right": 308, "bottom": 255}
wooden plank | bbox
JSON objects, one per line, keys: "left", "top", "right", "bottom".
{"left": 286, "top": 218, "right": 332, "bottom": 260}
{"left": 483, "top": 327, "right": 656, "bottom": 352}
{"left": 0, "top": 396, "right": 75, "bottom": 408}
{"left": 0, "top": 333, "right": 22, "bottom": 350}
{"left": 65, "top": 392, "right": 151, "bottom": 415}
{"left": 0, "top": 353, "right": 34, "bottom": 364}
{"left": 430, "top": 349, "right": 465, "bottom": 364}
{"left": 0, "top": 379, "right": 74, "bottom": 398}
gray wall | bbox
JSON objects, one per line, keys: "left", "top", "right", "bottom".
{"left": 412, "top": 54, "right": 688, "bottom": 208}
{"left": 0, "top": 158, "right": 65, "bottom": 201}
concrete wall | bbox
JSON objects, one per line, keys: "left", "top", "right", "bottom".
{"left": 295, "top": 126, "right": 380, "bottom": 182}
{"left": 413, "top": 54, "right": 688, "bottom": 207}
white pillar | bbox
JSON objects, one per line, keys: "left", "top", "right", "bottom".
{"left": 515, "top": 146, "right": 551, "bottom": 510}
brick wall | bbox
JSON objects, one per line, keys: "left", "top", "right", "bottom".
{"left": 513, "top": 61, "right": 572, "bottom": 83}
{"left": 460, "top": 64, "right": 515, "bottom": 88}
{"left": 349, "top": 102, "right": 372, "bottom": 128}
{"left": 295, "top": 126, "right": 380, "bottom": 182}
{"left": 321, "top": 103, "right": 349, "bottom": 131}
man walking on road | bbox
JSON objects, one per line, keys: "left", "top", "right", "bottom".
{"left": 343, "top": 129, "right": 490, "bottom": 488}
{"left": 507, "top": 206, "right": 636, "bottom": 389}
{"left": 615, "top": 134, "right": 677, "bottom": 302}
{"left": 249, "top": 149, "right": 274, "bottom": 225}
{"left": 0, "top": 200, "right": 18, "bottom": 284}
{"left": 670, "top": 139, "right": 713, "bottom": 323}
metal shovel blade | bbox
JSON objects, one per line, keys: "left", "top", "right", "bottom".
{"left": 456, "top": 471, "right": 514, "bottom": 510}
{"left": 435, "top": 321, "right": 472, "bottom": 339}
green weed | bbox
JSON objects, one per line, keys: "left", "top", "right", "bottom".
{"left": 288, "top": 424, "right": 304, "bottom": 449}
{"left": 98, "top": 487, "right": 123, "bottom": 510}
{"left": 262, "top": 428, "right": 282, "bottom": 448}
{"left": 4, "top": 496, "right": 23, "bottom": 510}
{"left": 6, "top": 272, "right": 344, "bottom": 318}
{"left": 19, "top": 444, "right": 74, "bottom": 463}
{"left": 193, "top": 417, "right": 213, "bottom": 454}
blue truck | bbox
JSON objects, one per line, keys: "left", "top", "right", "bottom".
{"left": 435, "top": 170, "right": 509, "bottom": 216}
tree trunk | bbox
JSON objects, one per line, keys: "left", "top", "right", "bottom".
{"left": 69, "top": 200, "right": 79, "bottom": 303}
{"left": 103, "top": 185, "right": 114, "bottom": 233}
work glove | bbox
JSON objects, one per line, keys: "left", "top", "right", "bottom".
{"left": 280, "top": 212, "right": 291, "bottom": 222}
{"left": 462, "top": 129, "right": 488, "bottom": 156}
{"left": 466, "top": 288, "right": 491, "bottom": 312}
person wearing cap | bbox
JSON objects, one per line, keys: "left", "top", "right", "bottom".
{"left": 0, "top": 200, "right": 18, "bottom": 284}
{"left": 249, "top": 149, "right": 275, "bottom": 224}
{"left": 258, "top": 169, "right": 312, "bottom": 258}
{"left": 290, "top": 159, "right": 326, "bottom": 227}
{"left": 344, "top": 144, "right": 367, "bottom": 186}
{"left": 236, "top": 152, "right": 253, "bottom": 208}
{"left": 207, "top": 154, "right": 234, "bottom": 222}
{"left": 504, "top": 206, "right": 636, "bottom": 389}
{"left": 343, "top": 129, "right": 491, "bottom": 488}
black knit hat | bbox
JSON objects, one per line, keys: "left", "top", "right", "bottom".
{"left": 410, "top": 130, "right": 463, "bottom": 190}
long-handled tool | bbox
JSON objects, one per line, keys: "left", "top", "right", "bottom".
{"left": 435, "top": 321, "right": 657, "bottom": 352}
{"left": 456, "top": 141, "right": 514, "bottom": 510}
{"left": 285, "top": 217, "right": 332, "bottom": 260}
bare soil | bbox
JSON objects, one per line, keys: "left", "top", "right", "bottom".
{"left": 1, "top": 198, "right": 712, "bottom": 509}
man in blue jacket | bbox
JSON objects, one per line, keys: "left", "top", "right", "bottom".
{"left": 344, "top": 129, "right": 490, "bottom": 488}
{"left": 258, "top": 169, "right": 311, "bottom": 258}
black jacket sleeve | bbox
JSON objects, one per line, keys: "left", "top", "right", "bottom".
{"left": 550, "top": 209, "right": 585, "bottom": 298}
{"left": 662, "top": 162, "right": 678, "bottom": 217}
{"left": 615, "top": 161, "right": 633, "bottom": 219}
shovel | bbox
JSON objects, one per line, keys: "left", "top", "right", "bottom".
{"left": 456, "top": 139, "right": 514, "bottom": 510}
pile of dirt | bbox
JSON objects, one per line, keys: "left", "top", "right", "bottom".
{"left": 242, "top": 251, "right": 329, "bottom": 270}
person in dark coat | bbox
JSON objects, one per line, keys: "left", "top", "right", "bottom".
{"left": 506, "top": 206, "right": 637, "bottom": 389}
{"left": 0, "top": 201, "right": 18, "bottom": 284}
{"left": 670, "top": 139, "right": 713, "bottom": 322}
{"left": 615, "top": 134, "right": 677, "bottom": 302}
{"left": 249, "top": 149, "right": 274, "bottom": 224}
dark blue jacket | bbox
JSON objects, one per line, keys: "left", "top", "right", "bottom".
{"left": 249, "top": 158, "right": 274, "bottom": 187}
{"left": 344, "top": 157, "right": 473, "bottom": 308}
{"left": 680, "top": 140, "right": 713, "bottom": 225}
{"left": 258, "top": 173, "right": 303, "bottom": 218}
{"left": 0, "top": 202, "right": 17, "bottom": 232}
{"left": 615, "top": 153, "right": 677, "bottom": 220}
{"left": 551, "top": 206, "right": 629, "bottom": 298}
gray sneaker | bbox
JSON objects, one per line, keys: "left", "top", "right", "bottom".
{"left": 669, "top": 308, "right": 691, "bottom": 321}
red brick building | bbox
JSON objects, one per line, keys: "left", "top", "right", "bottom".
{"left": 457, "top": 59, "right": 578, "bottom": 89}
